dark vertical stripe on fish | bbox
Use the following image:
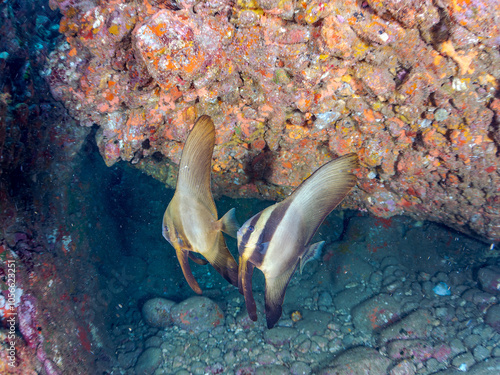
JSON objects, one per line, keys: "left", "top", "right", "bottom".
{"left": 238, "top": 211, "right": 262, "bottom": 253}
{"left": 249, "top": 199, "right": 292, "bottom": 266}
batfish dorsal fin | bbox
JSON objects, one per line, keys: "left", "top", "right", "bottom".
{"left": 177, "top": 115, "right": 217, "bottom": 217}
{"left": 202, "top": 232, "right": 239, "bottom": 287}
{"left": 288, "top": 153, "right": 358, "bottom": 243}
{"left": 265, "top": 265, "right": 297, "bottom": 329}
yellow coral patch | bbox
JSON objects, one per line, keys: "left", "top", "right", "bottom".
{"left": 441, "top": 40, "right": 477, "bottom": 75}
{"left": 108, "top": 24, "right": 120, "bottom": 36}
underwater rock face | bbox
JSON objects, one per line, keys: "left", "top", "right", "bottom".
{"left": 47, "top": 0, "right": 500, "bottom": 241}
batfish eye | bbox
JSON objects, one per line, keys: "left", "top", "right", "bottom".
{"left": 248, "top": 225, "right": 254, "bottom": 232}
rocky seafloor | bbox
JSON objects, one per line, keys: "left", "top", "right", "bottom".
{"left": 98, "top": 206, "right": 500, "bottom": 375}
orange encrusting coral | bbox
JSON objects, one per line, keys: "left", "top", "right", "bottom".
{"left": 47, "top": 0, "right": 500, "bottom": 241}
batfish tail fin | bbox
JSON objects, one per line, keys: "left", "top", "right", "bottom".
{"left": 203, "top": 232, "right": 239, "bottom": 287}
{"left": 219, "top": 208, "right": 240, "bottom": 238}
{"left": 238, "top": 255, "right": 257, "bottom": 321}
{"left": 264, "top": 265, "right": 297, "bottom": 329}
{"left": 176, "top": 247, "right": 202, "bottom": 294}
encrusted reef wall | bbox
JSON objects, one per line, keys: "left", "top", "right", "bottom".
{"left": 46, "top": 0, "right": 500, "bottom": 241}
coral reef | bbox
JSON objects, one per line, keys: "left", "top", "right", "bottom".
{"left": 46, "top": 0, "right": 500, "bottom": 241}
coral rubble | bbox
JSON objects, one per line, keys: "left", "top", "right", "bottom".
{"left": 46, "top": 0, "right": 500, "bottom": 241}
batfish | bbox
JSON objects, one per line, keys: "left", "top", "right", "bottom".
{"left": 162, "top": 115, "right": 239, "bottom": 294}
{"left": 237, "top": 153, "right": 359, "bottom": 328}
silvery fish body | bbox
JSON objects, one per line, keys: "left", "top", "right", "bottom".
{"left": 162, "top": 115, "right": 239, "bottom": 294}
{"left": 237, "top": 153, "right": 359, "bottom": 328}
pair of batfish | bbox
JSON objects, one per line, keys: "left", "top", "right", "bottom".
{"left": 162, "top": 115, "right": 359, "bottom": 329}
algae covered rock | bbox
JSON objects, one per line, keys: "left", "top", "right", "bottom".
{"left": 170, "top": 296, "right": 224, "bottom": 333}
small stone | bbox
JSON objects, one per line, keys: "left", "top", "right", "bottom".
{"left": 118, "top": 351, "right": 137, "bottom": 369}
{"left": 294, "top": 310, "right": 333, "bottom": 336}
{"left": 352, "top": 294, "right": 402, "bottom": 334}
{"left": 318, "top": 291, "right": 333, "bottom": 306}
{"left": 486, "top": 304, "right": 500, "bottom": 332}
{"left": 276, "top": 349, "right": 293, "bottom": 363}
{"left": 463, "top": 334, "right": 482, "bottom": 349}
{"left": 451, "top": 351, "right": 475, "bottom": 370}
{"left": 297, "top": 339, "right": 311, "bottom": 353}
{"left": 328, "top": 338, "right": 342, "bottom": 353}
{"left": 478, "top": 266, "right": 500, "bottom": 295}
{"left": 434, "top": 108, "right": 449, "bottom": 121}
{"left": 290, "top": 361, "right": 312, "bottom": 375}
{"left": 224, "top": 350, "right": 236, "bottom": 365}
{"left": 492, "top": 346, "right": 500, "bottom": 357}
{"left": 134, "top": 347, "right": 163, "bottom": 375}
{"left": 425, "top": 358, "right": 446, "bottom": 373}
{"left": 256, "top": 365, "right": 290, "bottom": 375}
{"left": 190, "top": 361, "right": 205, "bottom": 375}
{"left": 319, "top": 346, "right": 391, "bottom": 374}
{"left": 142, "top": 298, "right": 176, "bottom": 328}
{"left": 145, "top": 336, "right": 162, "bottom": 348}
{"left": 209, "top": 347, "right": 222, "bottom": 360}
{"left": 264, "top": 327, "right": 298, "bottom": 347}
{"left": 466, "top": 358, "right": 500, "bottom": 372}
{"left": 311, "top": 335, "right": 329, "bottom": 351}
{"left": 449, "top": 338, "right": 467, "bottom": 355}
{"left": 389, "top": 359, "right": 416, "bottom": 375}
{"left": 257, "top": 350, "right": 277, "bottom": 365}
{"left": 378, "top": 309, "right": 434, "bottom": 345}
{"left": 473, "top": 345, "right": 490, "bottom": 362}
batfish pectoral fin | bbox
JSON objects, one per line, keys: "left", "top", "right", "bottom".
{"left": 202, "top": 232, "right": 239, "bottom": 287}
{"left": 219, "top": 207, "right": 240, "bottom": 238}
{"left": 188, "top": 252, "right": 209, "bottom": 265}
{"left": 239, "top": 255, "right": 257, "bottom": 321}
{"left": 299, "top": 241, "right": 325, "bottom": 274}
{"left": 264, "top": 266, "right": 297, "bottom": 329}
{"left": 175, "top": 247, "right": 202, "bottom": 295}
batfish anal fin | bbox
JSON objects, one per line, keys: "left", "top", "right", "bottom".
{"left": 175, "top": 247, "right": 202, "bottom": 294}
{"left": 264, "top": 265, "right": 297, "bottom": 329}
{"left": 239, "top": 255, "right": 257, "bottom": 321}
{"left": 202, "top": 232, "right": 239, "bottom": 287}
{"left": 188, "top": 252, "right": 209, "bottom": 265}
{"left": 219, "top": 207, "right": 240, "bottom": 238}
{"left": 299, "top": 241, "right": 325, "bottom": 274}
{"left": 177, "top": 115, "right": 217, "bottom": 217}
